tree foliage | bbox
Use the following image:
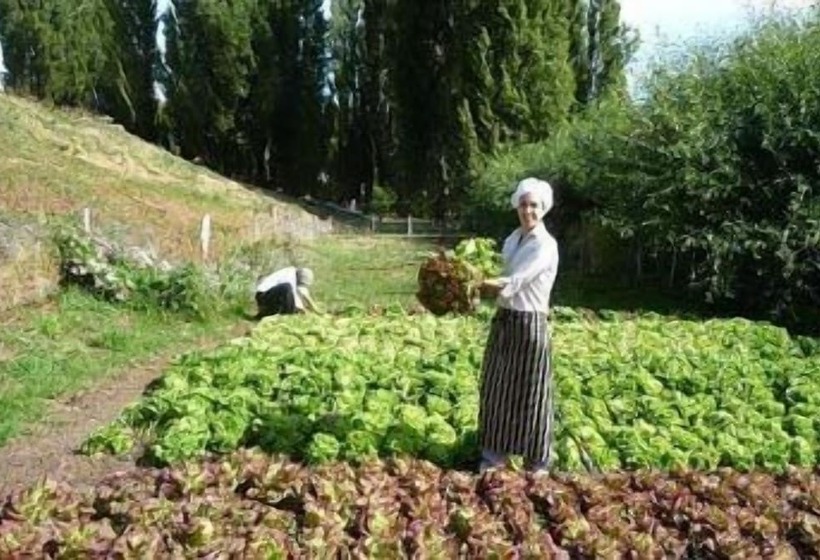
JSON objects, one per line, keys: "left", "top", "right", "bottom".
{"left": 0, "top": 0, "right": 636, "bottom": 217}
{"left": 471, "top": 13, "right": 820, "bottom": 330}
{"left": 0, "top": 0, "right": 158, "bottom": 137}
{"left": 3, "top": 0, "right": 815, "bottom": 331}
{"left": 99, "top": 0, "right": 160, "bottom": 139}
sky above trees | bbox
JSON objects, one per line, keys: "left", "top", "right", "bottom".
{"left": 623, "top": 0, "right": 815, "bottom": 79}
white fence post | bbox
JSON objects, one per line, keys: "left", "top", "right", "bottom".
{"left": 407, "top": 215, "right": 413, "bottom": 236}
{"left": 83, "top": 207, "right": 92, "bottom": 233}
{"left": 371, "top": 215, "right": 377, "bottom": 232}
{"left": 200, "top": 214, "right": 212, "bottom": 262}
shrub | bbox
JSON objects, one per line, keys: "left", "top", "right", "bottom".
{"left": 53, "top": 227, "right": 223, "bottom": 321}
{"left": 465, "top": 13, "right": 820, "bottom": 331}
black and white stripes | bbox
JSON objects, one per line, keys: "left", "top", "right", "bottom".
{"left": 477, "top": 307, "right": 555, "bottom": 465}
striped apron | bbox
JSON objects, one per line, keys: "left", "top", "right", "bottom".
{"left": 477, "top": 307, "right": 555, "bottom": 465}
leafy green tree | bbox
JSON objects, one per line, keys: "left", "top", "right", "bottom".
{"left": 388, "top": 0, "right": 474, "bottom": 218}
{"left": 258, "top": 0, "right": 332, "bottom": 195}
{"left": 326, "top": 0, "right": 368, "bottom": 202}
{"left": 326, "top": 0, "right": 400, "bottom": 208}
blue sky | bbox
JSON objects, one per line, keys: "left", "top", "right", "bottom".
{"left": 1, "top": 0, "right": 814, "bottom": 86}
{"left": 623, "top": 0, "right": 814, "bottom": 80}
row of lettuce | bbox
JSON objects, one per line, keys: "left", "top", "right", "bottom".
{"left": 4, "top": 449, "right": 820, "bottom": 557}
{"left": 81, "top": 305, "right": 820, "bottom": 473}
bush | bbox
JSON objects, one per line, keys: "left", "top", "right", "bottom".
{"left": 463, "top": 93, "right": 634, "bottom": 245}
{"left": 605, "top": 15, "right": 820, "bottom": 326}
{"left": 53, "top": 227, "right": 228, "bottom": 321}
{"left": 369, "top": 184, "right": 398, "bottom": 215}
{"left": 466, "top": 13, "right": 820, "bottom": 331}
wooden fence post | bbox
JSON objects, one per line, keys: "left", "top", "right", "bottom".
{"left": 407, "top": 215, "right": 413, "bottom": 236}
{"left": 83, "top": 207, "right": 92, "bottom": 233}
{"left": 200, "top": 214, "right": 212, "bottom": 262}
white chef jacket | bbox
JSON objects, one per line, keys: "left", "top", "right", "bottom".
{"left": 255, "top": 266, "right": 305, "bottom": 310}
{"left": 496, "top": 222, "right": 559, "bottom": 314}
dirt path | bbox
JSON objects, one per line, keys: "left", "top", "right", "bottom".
{"left": 0, "top": 323, "right": 251, "bottom": 498}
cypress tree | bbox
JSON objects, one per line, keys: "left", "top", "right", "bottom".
{"left": 593, "top": 0, "right": 636, "bottom": 98}
{"left": 388, "top": 0, "right": 466, "bottom": 217}
{"left": 259, "top": 0, "right": 331, "bottom": 195}
{"left": 569, "top": 0, "right": 638, "bottom": 105}
{"left": 98, "top": 0, "right": 160, "bottom": 140}
{"left": 161, "top": 0, "right": 257, "bottom": 173}
{"left": 327, "top": 0, "right": 368, "bottom": 201}
{"left": 359, "top": 0, "right": 398, "bottom": 203}
{"left": 0, "top": 0, "right": 112, "bottom": 106}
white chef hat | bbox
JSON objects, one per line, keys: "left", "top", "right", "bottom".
{"left": 510, "top": 177, "right": 554, "bottom": 219}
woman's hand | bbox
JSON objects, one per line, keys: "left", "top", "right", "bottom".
{"left": 481, "top": 278, "right": 508, "bottom": 289}
{"left": 298, "top": 287, "right": 322, "bottom": 314}
{"left": 479, "top": 277, "right": 508, "bottom": 298}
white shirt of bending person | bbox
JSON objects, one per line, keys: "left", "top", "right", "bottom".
{"left": 255, "top": 266, "right": 310, "bottom": 311}
{"left": 496, "top": 222, "right": 559, "bottom": 314}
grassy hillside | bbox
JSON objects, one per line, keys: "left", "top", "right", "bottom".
{"left": 0, "top": 93, "right": 333, "bottom": 310}
{"left": 0, "top": 93, "right": 437, "bottom": 446}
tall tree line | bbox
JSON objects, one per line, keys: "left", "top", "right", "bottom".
{"left": 0, "top": 0, "right": 159, "bottom": 138}
{"left": 0, "top": 0, "right": 637, "bottom": 218}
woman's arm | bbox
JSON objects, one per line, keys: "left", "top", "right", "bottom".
{"left": 496, "top": 239, "right": 557, "bottom": 299}
{"left": 297, "top": 287, "right": 322, "bottom": 314}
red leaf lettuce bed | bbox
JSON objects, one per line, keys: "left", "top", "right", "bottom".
{"left": 3, "top": 450, "right": 820, "bottom": 558}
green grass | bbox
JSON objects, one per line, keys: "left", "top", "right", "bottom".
{"left": 0, "top": 289, "right": 238, "bottom": 445}
{"left": 0, "top": 235, "right": 436, "bottom": 446}
{"left": 0, "top": 93, "right": 321, "bottom": 276}
{"left": 297, "top": 235, "right": 435, "bottom": 311}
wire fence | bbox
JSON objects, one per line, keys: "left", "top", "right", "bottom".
{"left": 298, "top": 197, "right": 470, "bottom": 238}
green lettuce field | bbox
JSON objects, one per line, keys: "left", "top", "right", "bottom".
{"left": 80, "top": 305, "right": 820, "bottom": 474}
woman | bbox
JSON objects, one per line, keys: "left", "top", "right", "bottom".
{"left": 254, "top": 266, "right": 320, "bottom": 319}
{"left": 478, "top": 177, "right": 560, "bottom": 473}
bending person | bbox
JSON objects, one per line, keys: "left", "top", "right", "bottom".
{"left": 255, "top": 266, "right": 319, "bottom": 318}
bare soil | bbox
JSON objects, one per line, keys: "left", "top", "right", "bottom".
{"left": 0, "top": 323, "right": 251, "bottom": 498}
